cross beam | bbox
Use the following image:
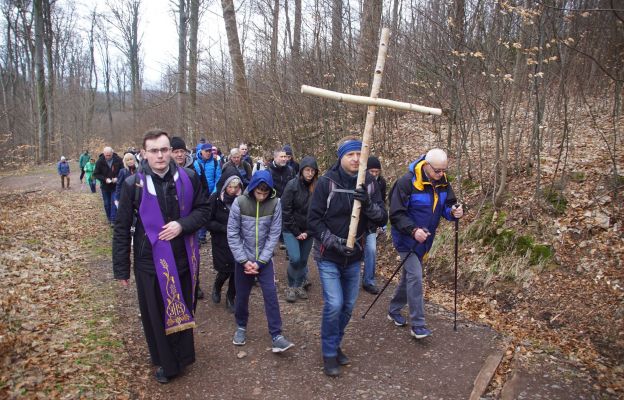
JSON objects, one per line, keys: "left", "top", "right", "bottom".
{"left": 301, "top": 27, "right": 442, "bottom": 249}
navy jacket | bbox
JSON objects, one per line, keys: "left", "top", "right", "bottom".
{"left": 307, "top": 162, "right": 387, "bottom": 265}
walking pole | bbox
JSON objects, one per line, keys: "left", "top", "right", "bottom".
{"left": 453, "top": 208, "right": 460, "bottom": 331}
{"left": 362, "top": 250, "right": 413, "bottom": 319}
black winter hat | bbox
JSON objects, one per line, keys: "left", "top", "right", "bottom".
{"left": 171, "top": 136, "right": 188, "bottom": 152}
{"left": 367, "top": 155, "right": 381, "bottom": 170}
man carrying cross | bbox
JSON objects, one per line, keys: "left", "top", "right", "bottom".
{"left": 113, "top": 130, "right": 209, "bottom": 384}
{"left": 307, "top": 137, "right": 387, "bottom": 377}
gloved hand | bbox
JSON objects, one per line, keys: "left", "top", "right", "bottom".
{"left": 353, "top": 184, "right": 370, "bottom": 208}
{"left": 321, "top": 231, "right": 361, "bottom": 257}
{"left": 335, "top": 239, "right": 362, "bottom": 257}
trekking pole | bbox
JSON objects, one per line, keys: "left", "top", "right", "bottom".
{"left": 453, "top": 204, "right": 460, "bottom": 331}
{"left": 361, "top": 249, "right": 414, "bottom": 319}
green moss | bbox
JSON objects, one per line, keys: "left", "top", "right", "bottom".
{"left": 568, "top": 171, "right": 585, "bottom": 182}
{"left": 530, "top": 244, "right": 554, "bottom": 265}
{"left": 543, "top": 188, "right": 567, "bottom": 215}
{"left": 461, "top": 178, "right": 480, "bottom": 192}
{"left": 515, "top": 235, "right": 534, "bottom": 255}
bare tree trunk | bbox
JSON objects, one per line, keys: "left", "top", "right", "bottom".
{"left": 177, "top": 0, "right": 188, "bottom": 137}
{"left": 42, "top": 0, "right": 56, "bottom": 157}
{"left": 86, "top": 10, "right": 98, "bottom": 148}
{"left": 221, "top": 0, "right": 257, "bottom": 140}
{"left": 188, "top": 0, "right": 199, "bottom": 144}
{"left": 270, "top": 0, "right": 279, "bottom": 74}
{"left": 33, "top": 0, "right": 48, "bottom": 162}
{"left": 330, "top": 0, "right": 342, "bottom": 90}
{"left": 357, "top": 0, "right": 381, "bottom": 92}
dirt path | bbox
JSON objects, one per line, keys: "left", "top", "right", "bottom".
{"left": 1, "top": 165, "right": 604, "bottom": 399}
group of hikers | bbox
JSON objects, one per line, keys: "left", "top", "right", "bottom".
{"left": 95, "top": 128, "right": 463, "bottom": 382}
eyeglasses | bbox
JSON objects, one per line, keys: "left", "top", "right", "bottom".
{"left": 428, "top": 164, "right": 447, "bottom": 174}
{"left": 146, "top": 147, "right": 171, "bottom": 155}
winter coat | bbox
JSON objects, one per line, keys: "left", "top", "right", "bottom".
{"left": 389, "top": 155, "right": 457, "bottom": 260}
{"left": 287, "top": 159, "right": 300, "bottom": 175}
{"left": 57, "top": 161, "right": 70, "bottom": 176}
{"left": 268, "top": 161, "right": 295, "bottom": 198}
{"left": 307, "top": 163, "right": 387, "bottom": 265}
{"left": 112, "top": 162, "right": 209, "bottom": 280}
{"left": 281, "top": 156, "right": 318, "bottom": 236}
{"left": 93, "top": 152, "right": 124, "bottom": 192}
{"left": 79, "top": 152, "right": 90, "bottom": 170}
{"left": 83, "top": 161, "right": 96, "bottom": 183}
{"left": 206, "top": 175, "right": 241, "bottom": 273}
{"left": 221, "top": 160, "right": 252, "bottom": 187}
{"left": 193, "top": 147, "right": 221, "bottom": 195}
{"left": 227, "top": 170, "right": 281, "bottom": 266}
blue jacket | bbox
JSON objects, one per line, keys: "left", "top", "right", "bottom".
{"left": 227, "top": 170, "right": 281, "bottom": 267}
{"left": 57, "top": 161, "right": 70, "bottom": 176}
{"left": 193, "top": 146, "right": 221, "bottom": 194}
{"left": 389, "top": 156, "right": 457, "bottom": 260}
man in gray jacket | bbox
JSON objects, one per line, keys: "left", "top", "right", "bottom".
{"left": 227, "top": 169, "right": 295, "bottom": 353}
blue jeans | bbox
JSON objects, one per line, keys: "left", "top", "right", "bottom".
{"left": 363, "top": 232, "right": 377, "bottom": 287}
{"left": 234, "top": 260, "right": 282, "bottom": 338}
{"left": 101, "top": 190, "right": 116, "bottom": 223}
{"left": 317, "top": 259, "right": 361, "bottom": 357}
{"left": 388, "top": 252, "right": 425, "bottom": 328}
{"left": 283, "top": 232, "right": 313, "bottom": 287}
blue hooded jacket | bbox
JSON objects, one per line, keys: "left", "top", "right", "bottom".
{"left": 193, "top": 144, "right": 221, "bottom": 194}
{"left": 389, "top": 155, "right": 457, "bottom": 260}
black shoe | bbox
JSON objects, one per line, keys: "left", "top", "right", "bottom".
{"left": 196, "top": 286, "right": 205, "bottom": 300}
{"left": 323, "top": 356, "right": 340, "bottom": 377}
{"left": 336, "top": 348, "right": 350, "bottom": 366}
{"left": 363, "top": 284, "right": 380, "bottom": 295}
{"left": 154, "top": 367, "right": 169, "bottom": 384}
{"left": 211, "top": 286, "right": 221, "bottom": 304}
{"left": 226, "top": 297, "right": 235, "bottom": 313}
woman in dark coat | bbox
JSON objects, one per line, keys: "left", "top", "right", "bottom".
{"left": 281, "top": 156, "right": 319, "bottom": 303}
{"left": 207, "top": 172, "right": 243, "bottom": 312}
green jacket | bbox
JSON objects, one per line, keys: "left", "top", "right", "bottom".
{"left": 83, "top": 161, "right": 96, "bottom": 183}
{"left": 79, "top": 152, "right": 90, "bottom": 169}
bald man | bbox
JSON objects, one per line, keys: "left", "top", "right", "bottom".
{"left": 93, "top": 146, "right": 124, "bottom": 225}
{"left": 387, "top": 148, "right": 464, "bottom": 340}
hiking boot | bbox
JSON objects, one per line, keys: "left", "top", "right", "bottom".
{"left": 279, "top": 243, "right": 286, "bottom": 250}
{"left": 302, "top": 278, "right": 312, "bottom": 291}
{"left": 196, "top": 286, "right": 205, "bottom": 300}
{"left": 323, "top": 356, "right": 340, "bottom": 377}
{"left": 336, "top": 348, "right": 350, "bottom": 366}
{"left": 232, "top": 327, "right": 246, "bottom": 345}
{"left": 154, "top": 367, "right": 169, "bottom": 384}
{"left": 363, "top": 284, "right": 380, "bottom": 294}
{"left": 411, "top": 326, "right": 432, "bottom": 339}
{"left": 225, "top": 297, "right": 235, "bottom": 313}
{"left": 285, "top": 287, "right": 297, "bottom": 303}
{"left": 294, "top": 287, "right": 308, "bottom": 300}
{"left": 387, "top": 313, "right": 407, "bottom": 327}
{"left": 271, "top": 335, "right": 294, "bottom": 353}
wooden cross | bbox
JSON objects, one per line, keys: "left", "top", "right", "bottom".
{"left": 301, "top": 27, "right": 443, "bottom": 249}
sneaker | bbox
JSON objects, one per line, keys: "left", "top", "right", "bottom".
{"left": 302, "top": 278, "right": 312, "bottom": 291}
{"left": 387, "top": 313, "right": 407, "bottom": 327}
{"left": 279, "top": 244, "right": 286, "bottom": 250}
{"left": 233, "top": 327, "right": 246, "bottom": 345}
{"left": 411, "top": 326, "right": 432, "bottom": 339}
{"left": 363, "top": 284, "right": 380, "bottom": 294}
{"left": 323, "top": 356, "right": 340, "bottom": 377}
{"left": 285, "top": 288, "right": 297, "bottom": 303}
{"left": 294, "top": 287, "right": 308, "bottom": 300}
{"left": 336, "top": 348, "right": 350, "bottom": 366}
{"left": 271, "top": 335, "right": 294, "bottom": 353}
{"left": 154, "top": 367, "right": 169, "bottom": 384}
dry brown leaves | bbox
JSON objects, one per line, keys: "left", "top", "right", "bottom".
{"left": 0, "top": 189, "right": 133, "bottom": 399}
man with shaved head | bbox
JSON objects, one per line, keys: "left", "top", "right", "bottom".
{"left": 386, "top": 148, "right": 464, "bottom": 340}
{"left": 94, "top": 146, "right": 124, "bottom": 225}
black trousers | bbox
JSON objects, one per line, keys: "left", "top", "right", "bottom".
{"left": 134, "top": 266, "right": 195, "bottom": 377}
{"left": 214, "top": 271, "right": 236, "bottom": 300}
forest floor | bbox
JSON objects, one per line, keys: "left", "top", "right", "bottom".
{"left": 0, "top": 117, "right": 622, "bottom": 399}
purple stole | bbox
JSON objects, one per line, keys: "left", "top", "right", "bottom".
{"left": 137, "top": 167, "right": 199, "bottom": 335}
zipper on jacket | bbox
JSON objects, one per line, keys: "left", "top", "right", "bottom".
{"left": 255, "top": 200, "right": 259, "bottom": 260}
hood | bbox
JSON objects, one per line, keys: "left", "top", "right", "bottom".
{"left": 298, "top": 156, "right": 319, "bottom": 182}
{"left": 216, "top": 165, "right": 243, "bottom": 193}
{"left": 247, "top": 169, "right": 274, "bottom": 193}
{"left": 220, "top": 174, "right": 243, "bottom": 196}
